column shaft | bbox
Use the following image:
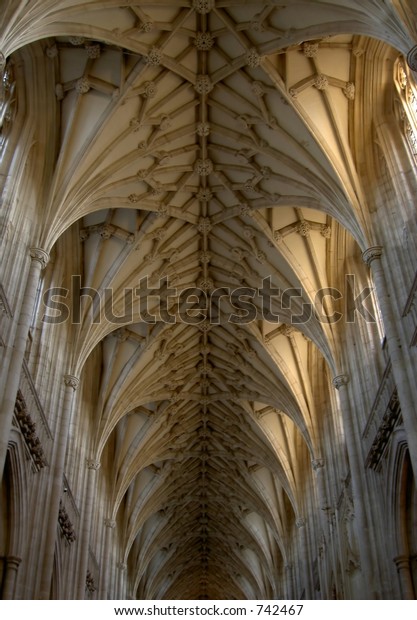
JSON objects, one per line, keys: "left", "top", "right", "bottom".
{"left": 363, "top": 247, "right": 417, "bottom": 478}
{"left": 2, "top": 556, "right": 21, "bottom": 599}
{"left": 37, "top": 374, "right": 79, "bottom": 599}
{"left": 333, "top": 375, "right": 377, "bottom": 598}
{"left": 0, "top": 248, "right": 48, "bottom": 478}
{"left": 394, "top": 555, "right": 415, "bottom": 599}
{"left": 76, "top": 460, "right": 100, "bottom": 599}
{"left": 100, "top": 519, "right": 116, "bottom": 599}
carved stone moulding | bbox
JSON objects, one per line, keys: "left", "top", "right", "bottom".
{"left": 58, "top": 500, "right": 76, "bottom": 544}
{"left": 14, "top": 390, "right": 47, "bottom": 469}
{"left": 86, "top": 569, "right": 96, "bottom": 593}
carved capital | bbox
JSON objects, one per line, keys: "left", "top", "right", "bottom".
{"left": 29, "top": 247, "right": 49, "bottom": 269}
{"left": 117, "top": 562, "right": 127, "bottom": 571}
{"left": 394, "top": 555, "right": 411, "bottom": 571}
{"left": 332, "top": 374, "right": 349, "bottom": 390}
{"left": 312, "top": 458, "right": 325, "bottom": 471}
{"left": 6, "top": 556, "right": 22, "bottom": 570}
{"left": 86, "top": 458, "right": 101, "bottom": 471}
{"left": 64, "top": 375, "right": 79, "bottom": 390}
{"left": 104, "top": 518, "right": 116, "bottom": 529}
{"left": 362, "top": 246, "right": 383, "bottom": 267}
{"left": 296, "top": 517, "right": 306, "bottom": 528}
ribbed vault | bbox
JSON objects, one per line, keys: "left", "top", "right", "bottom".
{"left": 1, "top": 0, "right": 413, "bottom": 600}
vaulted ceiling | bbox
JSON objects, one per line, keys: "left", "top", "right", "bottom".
{"left": 1, "top": 0, "right": 414, "bottom": 600}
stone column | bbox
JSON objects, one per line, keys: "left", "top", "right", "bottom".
{"left": 327, "top": 507, "right": 344, "bottom": 598}
{"left": 312, "top": 458, "right": 330, "bottom": 525}
{"left": 100, "top": 518, "right": 116, "bottom": 599}
{"left": 76, "top": 458, "right": 101, "bottom": 599}
{"left": 284, "top": 563, "right": 293, "bottom": 599}
{"left": 38, "top": 373, "right": 79, "bottom": 599}
{"left": 311, "top": 458, "right": 336, "bottom": 597}
{"left": 312, "top": 458, "right": 325, "bottom": 498}
{"left": 394, "top": 555, "right": 415, "bottom": 599}
{"left": 363, "top": 246, "right": 417, "bottom": 478}
{"left": 296, "top": 517, "right": 311, "bottom": 599}
{"left": 0, "top": 247, "right": 49, "bottom": 479}
{"left": 317, "top": 536, "right": 329, "bottom": 599}
{"left": 2, "top": 556, "right": 21, "bottom": 599}
{"left": 117, "top": 562, "right": 127, "bottom": 599}
{"left": 332, "top": 374, "right": 376, "bottom": 597}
